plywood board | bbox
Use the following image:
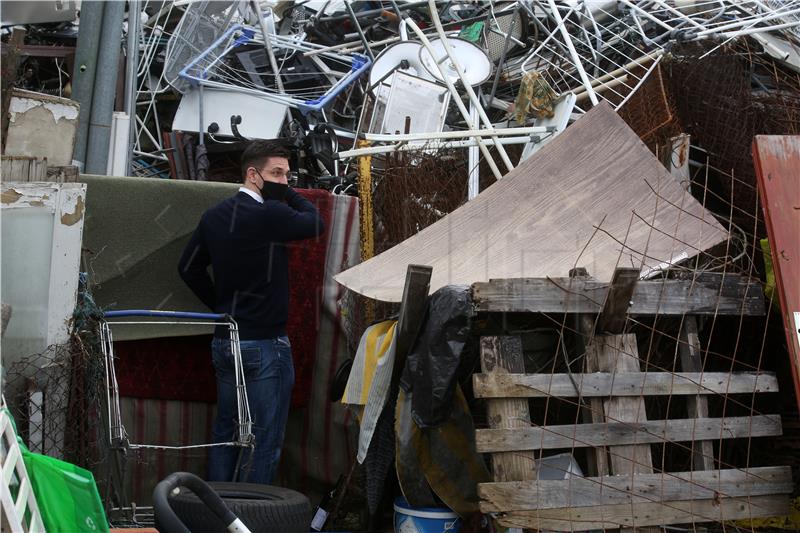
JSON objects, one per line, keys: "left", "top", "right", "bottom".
{"left": 335, "top": 102, "right": 728, "bottom": 302}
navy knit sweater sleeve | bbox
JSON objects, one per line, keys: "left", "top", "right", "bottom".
{"left": 178, "top": 189, "right": 325, "bottom": 339}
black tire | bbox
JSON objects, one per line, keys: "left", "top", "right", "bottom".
{"left": 164, "top": 482, "right": 311, "bottom": 533}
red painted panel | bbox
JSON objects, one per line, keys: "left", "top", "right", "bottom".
{"left": 753, "top": 136, "right": 800, "bottom": 411}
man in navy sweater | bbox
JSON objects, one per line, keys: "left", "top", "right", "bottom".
{"left": 178, "top": 141, "right": 325, "bottom": 484}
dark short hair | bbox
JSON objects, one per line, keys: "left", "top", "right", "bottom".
{"left": 240, "top": 141, "right": 291, "bottom": 181}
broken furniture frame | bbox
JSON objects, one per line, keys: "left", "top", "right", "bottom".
{"left": 471, "top": 268, "right": 792, "bottom": 530}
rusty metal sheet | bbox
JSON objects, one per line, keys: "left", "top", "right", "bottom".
{"left": 753, "top": 135, "right": 800, "bottom": 411}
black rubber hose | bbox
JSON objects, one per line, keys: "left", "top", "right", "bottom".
{"left": 153, "top": 472, "right": 239, "bottom": 533}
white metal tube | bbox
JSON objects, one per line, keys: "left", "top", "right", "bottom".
{"left": 718, "top": 19, "right": 800, "bottom": 38}
{"left": 405, "top": 18, "right": 503, "bottom": 180}
{"left": 468, "top": 102, "right": 480, "bottom": 200}
{"left": 547, "top": 0, "right": 599, "bottom": 106}
{"left": 364, "top": 125, "right": 551, "bottom": 142}
{"left": 337, "top": 135, "right": 534, "bottom": 158}
{"left": 695, "top": 6, "right": 800, "bottom": 36}
{"left": 615, "top": 54, "right": 664, "bottom": 110}
{"left": 425, "top": 0, "right": 515, "bottom": 172}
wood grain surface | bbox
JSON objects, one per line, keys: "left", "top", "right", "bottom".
{"left": 335, "top": 102, "right": 728, "bottom": 301}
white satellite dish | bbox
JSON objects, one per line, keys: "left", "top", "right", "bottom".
{"left": 419, "top": 37, "right": 493, "bottom": 86}
{"left": 369, "top": 41, "right": 433, "bottom": 87}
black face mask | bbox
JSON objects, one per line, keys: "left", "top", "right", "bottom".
{"left": 255, "top": 169, "right": 289, "bottom": 202}
{"left": 261, "top": 180, "right": 289, "bottom": 202}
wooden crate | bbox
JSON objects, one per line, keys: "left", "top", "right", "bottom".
{"left": 472, "top": 271, "right": 792, "bottom": 530}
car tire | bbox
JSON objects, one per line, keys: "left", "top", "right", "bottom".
{"left": 164, "top": 482, "right": 311, "bottom": 533}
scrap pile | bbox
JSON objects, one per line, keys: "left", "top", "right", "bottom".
{"left": 3, "top": 2, "right": 800, "bottom": 531}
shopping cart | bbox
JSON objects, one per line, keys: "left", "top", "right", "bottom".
{"left": 99, "top": 310, "right": 255, "bottom": 527}
{"left": 100, "top": 310, "right": 254, "bottom": 451}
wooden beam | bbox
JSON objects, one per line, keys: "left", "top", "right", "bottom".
{"left": 586, "top": 334, "right": 653, "bottom": 474}
{"left": 475, "top": 414, "right": 782, "bottom": 452}
{"left": 471, "top": 274, "right": 765, "bottom": 316}
{"left": 480, "top": 336, "right": 537, "bottom": 482}
{"left": 679, "top": 316, "right": 715, "bottom": 470}
{"left": 391, "top": 264, "right": 432, "bottom": 382}
{"left": 491, "top": 494, "right": 791, "bottom": 531}
{"left": 596, "top": 268, "right": 639, "bottom": 333}
{"left": 473, "top": 371, "right": 779, "bottom": 398}
{"left": 478, "top": 466, "right": 793, "bottom": 512}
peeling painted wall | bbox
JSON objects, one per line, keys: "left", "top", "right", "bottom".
{"left": 1, "top": 182, "right": 87, "bottom": 371}
{"left": 3, "top": 89, "right": 80, "bottom": 167}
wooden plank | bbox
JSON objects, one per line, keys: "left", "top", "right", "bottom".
{"left": 493, "top": 494, "right": 791, "bottom": 531}
{"left": 679, "top": 316, "right": 715, "bottom": 470}
{"left": 572, "top": 272, "right": 609, "bottom": 476}
{"left": 596, "top": 267, "right": 639, "bottom": 333}
{"left": 753, "top": 136, "right": 800, "bottom": 412}
{"left": 478, "top": 466, "right": 793, "bottom": 512}
{"left": 473, "top": 371, "right": 779, "bottom": 398}
{"left": 480, "top": 336, "right": 537, "bottom": 482}
{"left": 1, "top": 156, "right": 47, "bottom": 181}
{"left": 471, "top": 274, "right": 765, "bottom": 316}
{"left": 391, "top": 264, "right": 432, "bottom": 382}
{"left": 586, "top": 334, "right": 653, "bottom": 474}
{"left": 475, "top": 414, "right": 783, "bottom": 452}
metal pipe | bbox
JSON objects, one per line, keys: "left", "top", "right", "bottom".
{"left": 251, "top": 1, "right": 292, "bottom": 126}
{"left": 85, "top": 0, "right": 125, "bottom": 175}
{"left": 425, "top": 0, "right": 515, "bottom": 172}
{"left": 336, "top": 135, "right": 535, "bottom": 159}
{"left": 345, "top": 1, "right": 375, "bottom": 61}
{"left": 695, "top": 6, "right": 800, "bottom": 36}
{"left": 71, "top": 0, "right": 105, "bottom": 169}
{"left": 316, "top": 1, "right": 428, "bottom": 23}
{"left": 486, "top": 4, "right": 519, "bottom": 109}
{"left": 125, "top": 0, "right": 141, "bottom": 176}
{"left": 468, "top": 102, "right": 480, "bottom": 200}
{"left": 364, "top": 125, "right": 551, "bottom": 142}
{"left": 405, "top": 17, "right": 503, "bottom": 180}
{"left": 547, "top": 0, "right": 599, "bottom": 106}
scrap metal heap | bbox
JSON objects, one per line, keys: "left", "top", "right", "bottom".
{"left": 111, "top": 1, "right": 800, "bottom": 184}
{"left": 2, "top": 2, "right": 800, "bottom": 531}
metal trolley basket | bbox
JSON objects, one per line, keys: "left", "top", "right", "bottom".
{"left": 99, "top": 310, "right": 256, "bottom": 525}
{"left": 100, "top": 310, "right": 254, "bottom": 452}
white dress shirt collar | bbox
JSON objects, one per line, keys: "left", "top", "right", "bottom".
{"left": 238, "top": 186, "right": 263, "bottom": 204}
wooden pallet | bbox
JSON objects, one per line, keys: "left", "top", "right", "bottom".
{"left": 474, "top": 331, "right": 792, "bottom": 530}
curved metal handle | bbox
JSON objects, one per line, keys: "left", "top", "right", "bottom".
{"left": 153, "top": 472, "right": 250, "bottom": 533}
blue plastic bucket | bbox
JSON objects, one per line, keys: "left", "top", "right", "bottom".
{"left": 393, "top": 498, "right": 461, "bottom": 533}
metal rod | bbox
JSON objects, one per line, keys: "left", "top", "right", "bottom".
{"left": 468, "top": 101, "right": 480, "bottom": 200}
{"left": 337, "top": 135, "right": 535, "bottom": 158}
{"left": 125, "top": 0, "right": 141, "bottom": 176}
{"left": 252, "top": 0, "right": 292, "bottom": 126}
{"left": 405, "top": 17, "right": 503, "bottom": 180}
{"left": 345, "top": 1, "right": 375, "bottom": 61}
{"left": 426, "top": 0, "right": 515, "bottom": 172}
{"left": 486, "top": 4, "right": 519, "bottom": 110}
{"left": 364, "top": 125, "right": 551, "bottom": 142}
{"left": 547, "top": 0, "right": 599, "bottom": 106}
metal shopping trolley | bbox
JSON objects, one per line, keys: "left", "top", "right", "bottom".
{"left": 100, "top": 310, "right": 254, "bottom": 451}
{"left": 99, "top": 310, "right": 255, "bottom": 525}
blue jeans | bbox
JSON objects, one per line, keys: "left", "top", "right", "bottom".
{"left": 208, "top": 336, "right": 294, "bottom": 484}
